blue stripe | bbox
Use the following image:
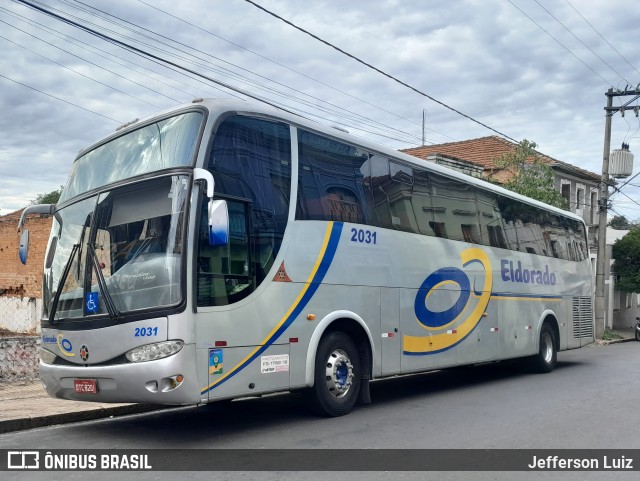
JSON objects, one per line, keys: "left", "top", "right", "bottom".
{"left": 204, "top": 222, "right": 343, "bottom": 394}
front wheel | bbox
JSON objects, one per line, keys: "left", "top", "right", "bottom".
{"left": 304, "top": 331, "right": 361, "bottom": 417}
{"left": 635, "top": 326, "right": 640, "bottom": 342}
{"left": 530, "top": 323, "right": 557, "bottom": 373}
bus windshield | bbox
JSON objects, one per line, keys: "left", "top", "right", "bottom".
{"left": 43, "top": 175, "right": 189, "bottom": 322}
{"left": 59, "top": 111, "right": 203, "bottom": 204}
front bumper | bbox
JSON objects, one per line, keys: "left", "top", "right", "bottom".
{"left": 39, "top": 344, "right": 201, "bottom": 405}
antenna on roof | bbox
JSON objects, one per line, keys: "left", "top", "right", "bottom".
{"left": 422, "top": 109, "right": 426, "bottom": 146}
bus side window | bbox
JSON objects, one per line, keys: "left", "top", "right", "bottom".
{"left": 296, "top": 129, "right": 369, "bottom": 225}
{"left": 198, "top": 115, "right": 292, "bottom": 307}
{"left": 369, "top": 156, "right": 420, "bottom": 234}
{"left": 430, "top": 173, "right": 480, "bottom": 243}
{"left": 476, "top": 189, "right": 509, "bottom": 249}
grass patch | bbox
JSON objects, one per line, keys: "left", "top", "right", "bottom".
{"left": 603, "top": 330, "right": 624, "bottom": 341}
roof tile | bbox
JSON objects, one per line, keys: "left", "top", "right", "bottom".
{"left": 402, "top": 136, "right": 600, "bottom": 182}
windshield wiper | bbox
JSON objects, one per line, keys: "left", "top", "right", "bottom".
{"left": 48, "top": 243, "right": 80, "bottom": 324}
{"left": 88, "top": 242, "right": 120, "bottom": 319}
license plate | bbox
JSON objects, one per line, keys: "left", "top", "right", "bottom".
{"left": 74, "top": 379, "right": 97, "bottom": 394}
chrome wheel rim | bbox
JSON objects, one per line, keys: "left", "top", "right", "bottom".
{"left": 325, "top": 349, "right": 354, "bottom": 399}
{"left": 542, "top": 332, "right": 554, "bottom": 364}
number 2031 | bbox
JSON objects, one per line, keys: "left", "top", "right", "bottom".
{"left": 135, "top": 327, "right": 158, "bottom": 337}
{"left": 350, "top": 228, "right": 377, "bottom": 244}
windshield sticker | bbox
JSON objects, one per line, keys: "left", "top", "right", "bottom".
{"left": 122, "top": 272, "right": 156, "bottom": 282}
{"left": 85, "top": 292, "right": 99, "bottom": 315}
{"left": 209, "top": 349, "right": 223, "bottom": 375}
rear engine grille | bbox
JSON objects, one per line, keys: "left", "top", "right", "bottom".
{"left": 572, "top": 296, "right": 594, "bottom": 338}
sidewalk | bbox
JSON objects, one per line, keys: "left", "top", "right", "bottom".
{"left": 596, "top": 327, "right": 637, "bottom": 345}
{"left": 0, "top": 381, "right": 166, "bottom": 434}
{"left": 0, "top": 329, "right": 636, "bottom": 435}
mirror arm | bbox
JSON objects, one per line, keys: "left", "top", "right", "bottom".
{"left": 18, "top": 204, "right": 55, "bottom": 231}
{"left": 193, "top": 168, "right": 214, "bottom": 199}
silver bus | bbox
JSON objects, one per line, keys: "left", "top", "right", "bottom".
{"left": 19, "top": 98, "right": 594, "bottom": 416}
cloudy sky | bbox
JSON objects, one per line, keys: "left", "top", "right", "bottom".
{"left": 2, "top": 0, "right": 640, "bottom": 219}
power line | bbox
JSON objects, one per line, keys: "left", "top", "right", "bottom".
{"left": 0, "top": 21, "right": 167, "bottom": 107}
{"left": 0, "top": 5, "right": 232, "bottom": 101}
{"left": 14, "top": 0, "right": 299, "bottom": 114}
{"left": 67, "top": 0, "right": 433, "bottom": 145}
{"left": 0, "top": 72, "right": 121, "bottom": 123}
{"left": 10, "top": 0, "right": 243, "bottom": 100}
{"left": 614, "top": 189, "right": 640, "bottom": 211}
{"left": 242, "top": 0, "right": 518, "bottom": 143}
{"left": 506, "top": 0, "right": 614, "bottom": 87}
{"left": 532, "top": 0, "right": 630, "bottom": 85}
{"left": 564, "top": 0, "right": 640, "bottom": 79}
{"left": 14, "top": 0, "right": 429, "bottom": 146}
{"left": 134, "top": 0, "right": 456, "bottom": 142}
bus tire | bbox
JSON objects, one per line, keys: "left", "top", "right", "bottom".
{"left": 305, "top": 331, "right": 361, "bottom": 417}
{"left": 531, "top": 323, "right": 557, "bottom": 373}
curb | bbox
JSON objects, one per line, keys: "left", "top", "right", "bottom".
{"left": 0, "top": 404, "right": 166, "bottom": 435}
{"left": 596, "top": 337, "right": 636, "bottom": 346}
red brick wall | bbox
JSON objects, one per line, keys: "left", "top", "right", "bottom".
{"left": 0, "top": 211, "right": 52, "bottom": 299}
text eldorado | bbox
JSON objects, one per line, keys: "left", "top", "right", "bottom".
{"left": 501, "top": 260, "right": 557, "bottom": 285}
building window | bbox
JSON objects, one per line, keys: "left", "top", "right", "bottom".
{"left": 561, "top": 183, "right": 571, "bottom": 208}
{"left": 461, "top": 224, "right": 479, "bottom": 243}
{"left": 429, "top": 221, "right": 447, "bottom": 238}
{"left": 487, "top": 225, "right": 507, "bottom": 249}
{"left": 576, "top": 188, "right": 584, "bottom": 210}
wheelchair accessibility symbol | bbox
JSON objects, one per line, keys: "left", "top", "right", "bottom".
{"left": 85, "top": 292, "right": 99, "bottom": 314}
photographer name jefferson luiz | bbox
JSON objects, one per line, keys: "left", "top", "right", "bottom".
{"left": 501, "top": 260, "right": 557, "bottom": 285}
{"left": 529, "top": 455, "right": 633, "bottom": 470}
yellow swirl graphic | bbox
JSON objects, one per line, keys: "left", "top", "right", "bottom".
{"left": 56, "top": 333, "right": 75, "bottom": 357}
{"left": 403, "top": 248, "right": 492, "bottom": 354}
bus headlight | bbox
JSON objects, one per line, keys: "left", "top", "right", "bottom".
{"left": 40, "top": 348, "right": 57, "bottom": 365}
{"left": 126, "top": 340, "right": 184, "bottom": 363}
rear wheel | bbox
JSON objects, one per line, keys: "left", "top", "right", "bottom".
{"left": 530, "top": 323, "right": 557, "bottom": 373}
{"left": 305, "top": 331, "right": 361, "bottom": 417}
{"left": 635, "top": 327, "right": 640, "bottom": 342}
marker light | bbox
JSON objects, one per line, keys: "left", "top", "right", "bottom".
{"left": 126, "top": 340, "right": 184, "bottom": 363}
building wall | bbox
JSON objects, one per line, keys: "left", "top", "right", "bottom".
{"left": 612, "top": 290, "right": 640, "bottom": 329}
{"left": 553, "top": 173, "right": 599, "bottom": 224}
{"left": 0, "top": 336, "right": 40, "bottom": 381}
{"left": 0, "top": 212, "right": 51, "bottom": 333}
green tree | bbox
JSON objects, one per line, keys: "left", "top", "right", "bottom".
{"left": 608, "top": 214, "right": 632, "bottom": 230}
{"left": 612, "top": 229, "right": 640, "bottom": 292}
{"left": 29, "top": 186, "right": 63, "bottom": 206}
{"left": 493, "top": 139, "right": 568, "bottom": 209}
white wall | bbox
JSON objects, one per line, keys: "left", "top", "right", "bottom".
{"left": 0, "top": 297, "right": 41, "bottom": 334}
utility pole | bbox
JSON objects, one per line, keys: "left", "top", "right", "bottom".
{"left": 595, "top": 90, "right": 613, "bottom": 340}
{"left": 595, "top": 87, "right": 639, "bottom": 339}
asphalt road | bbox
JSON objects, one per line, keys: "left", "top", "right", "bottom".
{"left": 2, "top": 342, "right": 640, "bottom": 480}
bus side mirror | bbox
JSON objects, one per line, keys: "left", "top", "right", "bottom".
{"left": 19, "top": 229, "right": 29, "bottom": 265}
{"left": 193, "top": 168, "right": 229, "bottom": 246}
{"left": 17, "top": 203, "right": 55, "bottom": 264}
{"left": 208, "top": 199, "right": 229, "bottom": 246}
